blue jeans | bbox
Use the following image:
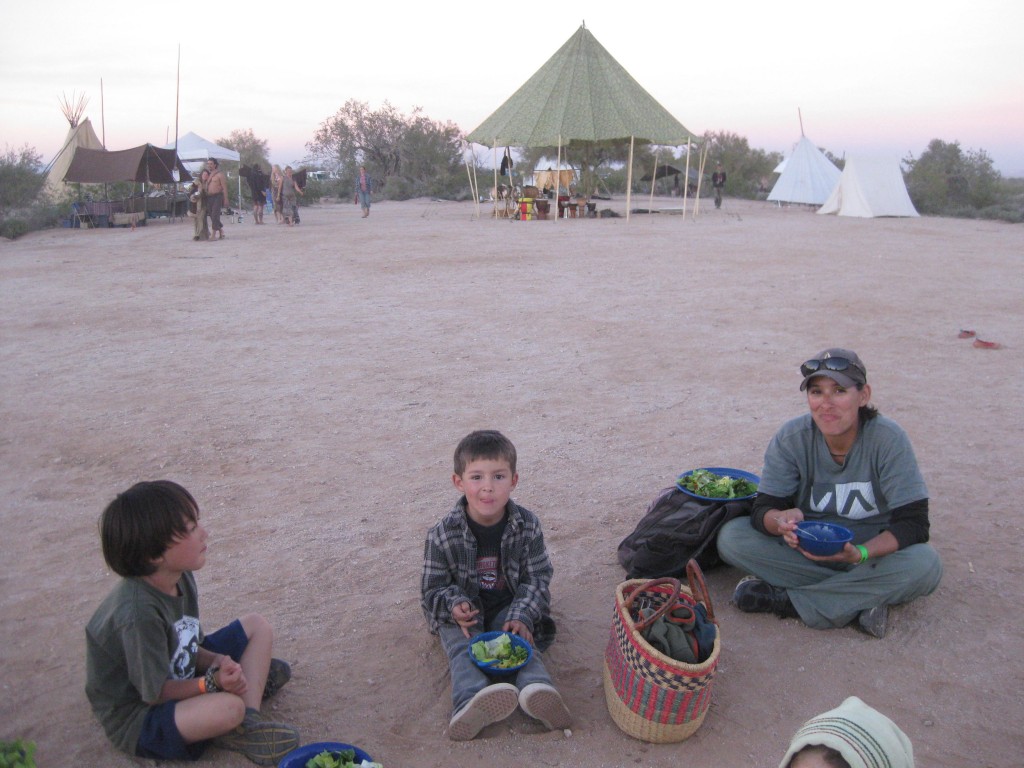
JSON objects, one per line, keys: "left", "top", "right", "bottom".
{"left": 438, "top": 608, "right": 554, "bottom": 715}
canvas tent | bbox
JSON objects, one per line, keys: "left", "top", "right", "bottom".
{"left": 767, "top": 136, "right": 841, "bottom": 206}
{"left": 63, "top": 144, "right": 191, "bottom": 185}
{"left": 817, "top": 156, "right": 918, "bottom": 218}
{"left": 466, "top": 23, "right": 696, "bottom": 219}
{"left": 44, "top": 117, "right": 105, "bottom": 197}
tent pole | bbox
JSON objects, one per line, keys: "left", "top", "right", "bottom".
{"left": 556, "top": 136, "right": 563, "bottom": 223}
{"left": 492, "top": 144, "right": 499, "bottom": 219}
{"left": 463, "top": 141, "right": 477, "bottom": 219}
{"left": 693, "top": 140, "right": 709, "bottom": 220}
{"left": 626, "top": 137, "right": 634, "bottom": 222}
{"left": 647, "top": 149, "right": 658, "bottom": 216}
{"left": 683, "top": 138, "right": 691, "bottom": 217}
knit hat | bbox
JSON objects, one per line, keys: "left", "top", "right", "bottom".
{"left": 779, "top": 696, "right": 914, "bottom": 768}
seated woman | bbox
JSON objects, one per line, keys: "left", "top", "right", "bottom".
{"left": 717, "top": 348, "right": 942, "bottom": 638}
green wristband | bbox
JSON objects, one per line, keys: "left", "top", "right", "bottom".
{"left": 856, "top": 545, "right": 869, "bottom": 564}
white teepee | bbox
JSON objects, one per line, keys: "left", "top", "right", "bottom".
{"left": 767, "top": 136, "right": 841, "bottom": 206}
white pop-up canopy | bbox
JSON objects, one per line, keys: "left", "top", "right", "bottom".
{"left": 162, "top": 132, "right": 242, "bottom": 208}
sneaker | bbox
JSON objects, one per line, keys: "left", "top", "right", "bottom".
{"left": 213, "top": 709, "right": 300, "bottom": 766}
{"left": 857, "top": 605, "right": 888, "bottom": 638}
{"left": 732, "top": 576, "right": 799, "bottom": 618}
{"left": 263, "top": 658, "right": 292, "bottom": 701}
{"left": 448, "top": 683, "right": 519, "bottom": 741}
{"left": 518, "top": 683, "right": 572, "bottom": 730}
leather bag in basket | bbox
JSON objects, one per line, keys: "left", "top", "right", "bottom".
{"left": 603, "top": 560, "right": 720, "bottom": 743}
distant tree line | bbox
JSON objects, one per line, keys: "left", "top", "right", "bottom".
{"left": 3, "top": 114, "right": 1022, "bottom": 239}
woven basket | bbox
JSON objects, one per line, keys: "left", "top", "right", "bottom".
{"left": 603, "top": 561, "right": 720, "bottom": 743}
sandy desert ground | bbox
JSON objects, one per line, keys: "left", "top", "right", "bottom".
{"left": 1, "top": 195, "right": 1022, "bottom": 767}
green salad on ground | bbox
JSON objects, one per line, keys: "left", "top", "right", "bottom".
{"left": 304, "top": 749, "right": 382, "bottom": 768}
{"left": 678, "top": 468, "right": 758, "bottom": 499}
{"left": 471, "top": 633, "right": 530, "bottom": 669}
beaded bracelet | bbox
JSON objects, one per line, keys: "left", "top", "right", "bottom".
{"left": 856, "top": 544, "right": 870, "bottom": 564}
{"left": 204, "top": 666, "right": 221, "bottom": 694}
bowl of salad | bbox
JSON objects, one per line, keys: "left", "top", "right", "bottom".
{"left": 468, "top": 631, "right": 532, "bottom": 676}
{"left": 278, "top": 742, "right": 379, "bottom": 768}
{"left": 676, "top": 467, "right": 760, "bottom": 501}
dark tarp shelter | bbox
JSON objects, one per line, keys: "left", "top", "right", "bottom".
{"left": 640, "top": 164, "right": 698, "bottom": 182}
{"left": 63, "top": 144, "right": 192, "bottom": 225}
{"left": 64, "top": 144, "right": 192, "bottom": 185}
{"left": 466, "top": 23, "right": 697, "bottom": 219}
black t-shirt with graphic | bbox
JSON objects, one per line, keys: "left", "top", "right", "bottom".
{"left": 467, "top": 511, "right": 514, "bottom": 623}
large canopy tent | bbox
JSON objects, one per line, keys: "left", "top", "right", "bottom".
{"left": 466, "top": 23, "right": 698, "bottom": 220}
{"left": 767, "top": 135, "right": 842, "bottom": 206}
{"left": 162, "top": 132, "right": 242, "bottom": 209}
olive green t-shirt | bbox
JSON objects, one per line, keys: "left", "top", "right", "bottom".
{"left": 85, "top": 572, "right": 202, "bottom": 754}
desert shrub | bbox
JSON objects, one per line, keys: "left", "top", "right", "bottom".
{"left": 0, "top": 218, "right": 29, "bottom": 240}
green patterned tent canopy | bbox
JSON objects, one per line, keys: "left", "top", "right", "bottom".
{"left": 467, "top": 24, "right": 695, "bottom": 147}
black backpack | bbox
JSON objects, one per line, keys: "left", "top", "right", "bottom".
{"left": 617, "top": 486, "right": 752, "bottom": 578}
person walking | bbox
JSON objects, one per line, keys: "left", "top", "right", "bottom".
{"left": 355, "top": 166, "right": 373, "bottom": 218}
{"left": 711, "top": 163, "right": 727, "bottom": 209}
{"left": 205, "top": 159, "right": 229, "bottom": 240}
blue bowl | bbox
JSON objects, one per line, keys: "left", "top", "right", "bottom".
{"left": 468, "top": 631, "right": 532, "bottom": 676}
{"left": 278, "top": 742, "right": 372, "bottom": 768}
{"left": 796, "top": 521, "right": 853, "bottom": 556}
{"left": 676, "top": 467, "right": 760, "bottom": 501}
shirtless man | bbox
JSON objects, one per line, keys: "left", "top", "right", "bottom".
{"left": 205, "top": 158, "right": 229, "bottom": 240}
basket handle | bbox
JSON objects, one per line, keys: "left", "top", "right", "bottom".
{"left": 686, "top": 559, "right": 716, "bottom": 624}
{"left": 623, "top": 577, "right": 682, "bottom": 632}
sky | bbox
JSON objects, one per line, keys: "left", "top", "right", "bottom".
{"left": 4, "top": 1, "right": 1023, "bottom": 176}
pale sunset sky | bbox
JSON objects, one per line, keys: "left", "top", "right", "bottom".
{"left": 3, "top": 1, "right": 1022, "bottom": 175}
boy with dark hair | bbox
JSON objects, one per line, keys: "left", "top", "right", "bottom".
{"left": 86, "top": 480, "right": 298, "bottom": 765}
{"left": 421, "top": 430, "right": 571, "bottom": 740}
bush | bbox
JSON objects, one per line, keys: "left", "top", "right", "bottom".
{"left": 0, "top": 218, "right": 29, "bottom": 240}
{"left": 0, "top": 739, "right": 36, "bottom": 768}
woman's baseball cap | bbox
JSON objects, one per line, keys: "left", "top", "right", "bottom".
{"left": 799, "top": 348, "right": 867, "bottom": 391}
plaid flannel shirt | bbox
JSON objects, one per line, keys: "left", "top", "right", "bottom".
{"left": 421, "top": 497, "right": 555, "bottom": 648}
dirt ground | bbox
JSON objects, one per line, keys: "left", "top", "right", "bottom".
{"left": 1, "top": 195, "right": 1021, "bottom": 768}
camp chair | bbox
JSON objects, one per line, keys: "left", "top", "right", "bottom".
{"left": 72, "top": 202, "right": 95, "bottom": 228}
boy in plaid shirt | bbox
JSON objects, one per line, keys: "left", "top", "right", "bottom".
{"left": 421, "top": 430, "right": 571, "bottom": 740}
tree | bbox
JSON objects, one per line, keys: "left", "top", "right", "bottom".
{"left": 217, "top": 129, "right": 270, "bottom": 170}
{"left": 0, "top": 144, "right": 45, "bottom": 215}
{"left": 693, "top": 131, "right": 783, "bottom": 199}
{"left": 904, "top": 139, "right": 1001, "bottom": 214}
{"left": 307, "top": 100, "right": 466, "bottom": 199}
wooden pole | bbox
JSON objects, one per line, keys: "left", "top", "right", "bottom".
{"left": 626, "top": 136, "right": 634, "bottom": 222}
{"left": 683, "top": 138, "right": 691, "bottom": 217}
{"left": 647, "top": 149, "right": 659, "bottom": 216}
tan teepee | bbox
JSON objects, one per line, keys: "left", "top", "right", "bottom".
{"left": 44, "top": 93, "right": 105, "bottom": 197}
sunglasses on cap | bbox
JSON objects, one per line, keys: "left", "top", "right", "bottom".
{"left": 800, "top": 357, "right": 865, "bottom": 379}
